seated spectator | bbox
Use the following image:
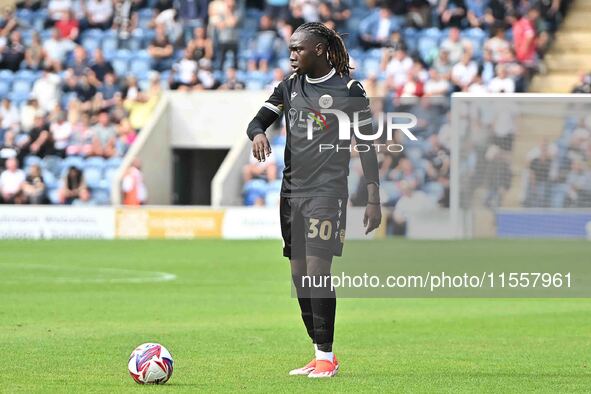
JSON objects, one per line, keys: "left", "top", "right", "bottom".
{"left": 148, "top": 23, "right": 174, "bottom": 72}
{"left": 218, "top": 67, "right": 244, "bottom": 90}
{"left": 24, "top": 32, "right": 44, "bottom": 70}
{"left": 565, "top": 159, "right": 591, "bottom": 208}
{"left": 432, "top": 48, "right": 453, "bottom": 78}
{"left": 154, "top": 7, "right": 184, "bottom": 46}
{"left": 0, "top": 157, "right": 26, "bottom": 204}
{"left": 75, "top": 74, "right": 98, "bottom": 104}
{"left": 42, "top": 28, "right": 75, "bottom": 72}
{"left": 23, "top": 163, "right": 46, "bottom": 204}
{"left": 176, "top": 0, "right": 209, "bottom": 42}
{"left": 440, "top": 26, "right": 470, "bottom": 64}
{"left": 187, "top": 26, "right": 213, "bottom": 62}
{"left": 525, "top": 141, "right": 555, "bottom": 207}
{"left": 55, "top": 9, "right": 79, "bottom": 41}
{"left": 99, "top": 72, "right": 121, "bottom": 104}
{"left": 247, "top": 15, "right": 279, "bottom": 73}
{"left": 124, "top": 72, "right": 162, "bottom": 130}
{"left": 572, "top": 73, "right": 591, "bottom": 94}
{"left": 424, "top": 68, "right": 451, "bottom": 96}
{"left": 398, "top": 62, "right": 427, "bottom": 97}
{"left": 48, "top": 0, "right": 72, "bottom": 24}
{"left": 383, "top": 47, "right": 413, "bottom": 92}
{"left": 50, "top": 111, "right": 72, "bottom": 157}
{"left": 485, "top": 23, "right": 511, "bottom": 63}
{"left": 488, "top": 64, "right": 515, "bottom": 93}
{"left": 1, "top": 30, "right": 25, "bottom": 72}
{"left": 116, "top": 117, "right": 137, "bottom": 155}
{"left": 82, "top": 0, "right": 114, "bottom": 30}
{"left": 90, "top": 49, "right": 114, "bottom": 82}
{"left": 485, "top": 0, "right": 516, "bottom": 27}
{"left": 170, "top": 47, "right": 198, "bottom": 90}
{"left": 438, "top": 0, "right": 467, "bottom": 28}
{"left": 70, "top": 46, "right": 90, "bottom": 77}
{"left": 359, "top": 4, "right": 400, "bottom": 49}
{"left": 122, "top": 158, "right": 147, "bottom": 205}
{"left": 451, "top": 51, "right": 478, "bottom": 91}
{"left": 67, "top": 112, "right": 94, "bottom": 156}
{"left": 265, "top": 0, "right": 289, "bottom": 21}
{"left": 243, "top": 149, "right": 278, "bottom": 183}
{"left": 18, "top": 113, "right": 51, "bottom": 160}
{"left": 0, "top": 129, "right": 19, "bottom": 168}
{"left": 91, "top": 109, "right": 117, "bottom": 157}
{"left": 0, "top": 98, "right": 19, "bottom": 130}
{"left": 196, "top": 58, "right": 219, "bottom": 90}
{"left": 58, "top": 166, "right": 90, "bottom": 204}
{"left": 19, "top": 98, "right": 41, "bottom": 133}
{"left": 391, "top": 180, "right": 435, "bottom": 235}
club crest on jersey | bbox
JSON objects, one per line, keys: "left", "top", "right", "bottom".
{"left": 288, "top": 108, "right": 298, "bottom": 128}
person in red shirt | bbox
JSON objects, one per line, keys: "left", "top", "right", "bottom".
{"left": 55, "top": 10, "right": 79, "bottom": 41}
{"left": 512, "top": 5, "right": 540, "bottom": 68}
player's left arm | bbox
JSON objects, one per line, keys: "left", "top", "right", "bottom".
{"left": 349, "top": 80, "right": 382, "bottom": 234}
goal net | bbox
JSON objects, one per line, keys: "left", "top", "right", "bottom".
{"left": 450, "top": 94, "right": 591, "bottom": 239}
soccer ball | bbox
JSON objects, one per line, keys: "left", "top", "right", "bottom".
{"left": 128, "top": 343, "right": 174, "bottom": 384}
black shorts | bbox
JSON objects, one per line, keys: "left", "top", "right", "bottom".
{"left": 280, "top": 196, "right": 347, "bottom": 260}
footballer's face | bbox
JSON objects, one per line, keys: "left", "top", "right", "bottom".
{"left": 289, "top": 32, "right": 322, "bottom": 75}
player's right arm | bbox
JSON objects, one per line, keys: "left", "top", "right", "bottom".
{"left": 246, "top": 81, "right": 285, "bottom": 162}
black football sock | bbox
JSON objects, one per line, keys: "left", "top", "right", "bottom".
{"left": 310, "top": 281, "right": 336, "bottom": 353}
{"left": 292, "top": 274, "right": 315, "bottom": 342}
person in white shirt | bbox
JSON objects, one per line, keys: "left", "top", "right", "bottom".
{"left": 392, "top": 180, "right": 436, "bottom": 236}
{"left": 488, "top": 64, "right": 515, "bottom": 93}
{"left": 383, "top": 47, "right": 413, "bottom": 91}
{"left": 42, "top": 29, "right": 75, "bottom": 71}
{"left": 440, "top": 27, "right": 471, "bottom": 64}
{"left": 32, "top": 69, "right": 62, "bottom": 113}
{"left": 0, "top": 99, "right": 19, "bottom": 129}
{"left": 424, "top": 68, "right": 450, "bottom": 96}
{"left": 451, "top": 51, "right": 478, "bottom": 91}
{"left": 0, "top": 157, "right": 26, "bottom": 203}
{"left": 84, "top": 0, "right": 114, "bottom": 30}
{"left": 48, "top": 0, "right": 72, "bottom": 22}
{"left": 171, "top": 47, "right": 198, "bottom": 89}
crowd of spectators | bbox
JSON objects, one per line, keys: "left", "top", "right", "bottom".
{"left": 0, "top": 0, "right": 572, "bottom": 208}
{"left": 523, "top": 114, "right": 591, "bottom": 208}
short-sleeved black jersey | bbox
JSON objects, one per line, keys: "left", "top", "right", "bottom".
{"left": 262, "top": 68, "right": 372, "bottom": 198}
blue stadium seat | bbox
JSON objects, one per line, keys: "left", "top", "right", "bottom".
{"left": 42, "top": 169, "right": 58, "bottom": 189}
{"left": 8, "top": 91, "right": 29, "bottom": 106}
{"left": 33, "top": 9, "right": 48, "bottom": 31}
{"left": 12, "top": 79, "right": 32, "bottom": 95}
{"left": 0, "top": 79, "right": 11, "bottom": 96}
{"left": 15, "top": 69, "right": 36, "bottom": 82}
{"left": 47, "top": 188, "right": 60, "bottom": 204}
{"left": 101, "top": 36, "right": 118, "bottom": 57}
{"left": 417, "top": 33, "right": 439, "bottom": 64}
{"left": 129, "top": 58, "right": 152, "bottom": 79}
{"left": 85, "top": 156, "right": 106, "bottom": 169}
{"left": 24, "top": 155, "right": 42, "bottom": 169}
{"left": 0, "top": 69, "right": 14, "bottom": 81}
{"left": 60, "top": 156, "right": 85, "bottom": 175}
{"left": 82, "top": 35, "right": 101, "bottom": 53}
{"left": 112, "top": 57, "right": 129, "bottom": 76}
{"left": 42, "top": 155, "right": 63, "bottom": 179}
{"left": 138, "top": 8, "right": 154, "bottom": 30}
{"left": 403, "top": 27, "right": 420, "bottom": 54}
{"left": 83, "top": 166, "right": 103, "bottom": 189}
{"left": 91, "top": 187, "right": 111, "bottom": 205}
{"left": 16, "top": 9, "right": 34, "bottom": 27}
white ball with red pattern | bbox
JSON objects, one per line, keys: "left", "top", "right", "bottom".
{"left": 128, "top": 343, "right": 174, "bottom": 384}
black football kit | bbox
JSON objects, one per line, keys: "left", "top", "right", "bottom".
{"left": 247, "top": 68, "right": 380, "bottom": 260}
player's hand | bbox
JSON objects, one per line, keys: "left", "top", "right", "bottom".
{"left": 363, "top": 203, "right": 382, "bottom": 235}
{"left": 252, "top": 134, "right": 272, "bottom": 162}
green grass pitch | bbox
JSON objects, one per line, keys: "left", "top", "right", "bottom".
{"left": 1, "top": 239, "right": 590, "bottom": 393}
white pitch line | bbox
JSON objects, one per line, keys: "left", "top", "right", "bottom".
{"left": 0, "top": 263, "right": 177, "bottom": 284}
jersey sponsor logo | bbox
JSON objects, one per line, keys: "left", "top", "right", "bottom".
{"left": 291, "top": 91, "right": 298, "bottom": 100}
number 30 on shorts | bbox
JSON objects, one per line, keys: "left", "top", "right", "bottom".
{"left": 308, "top": 218, "right": 332, "bottom": 240}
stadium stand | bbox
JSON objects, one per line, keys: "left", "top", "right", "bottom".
{"left": 0, "top": 0, "right": 575, "bottom": 207}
